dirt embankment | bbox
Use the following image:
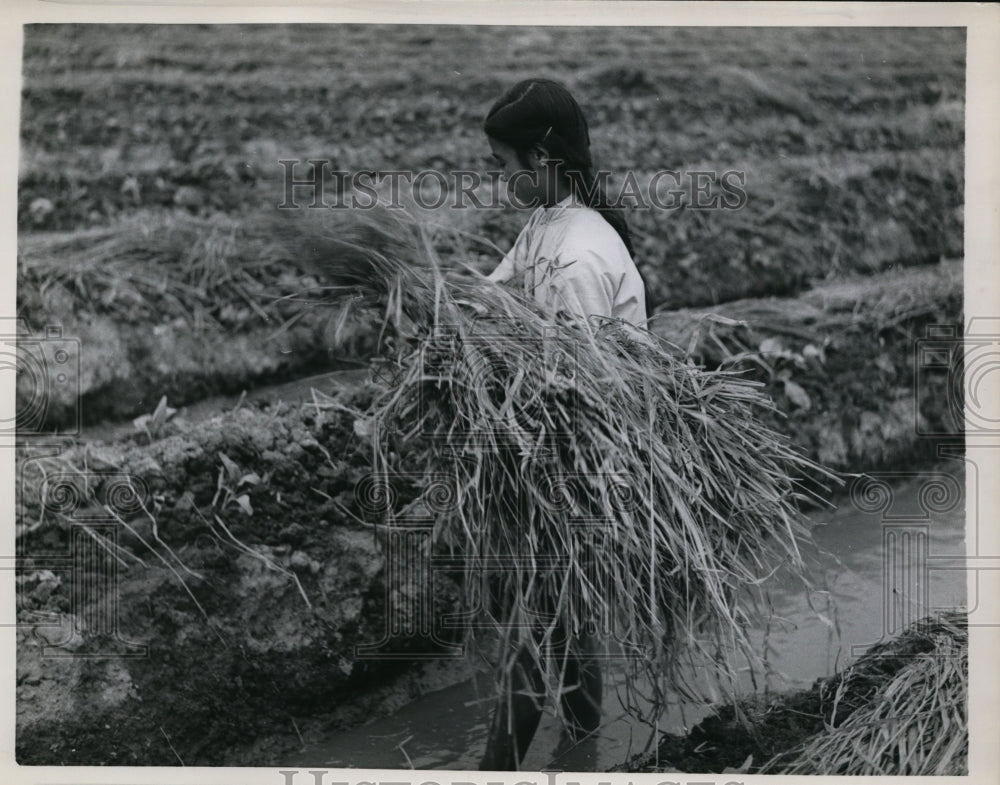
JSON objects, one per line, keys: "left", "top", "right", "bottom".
{"left": 16, "top": 383, "right": 467, "bottom": 765}
{"left": 17, "top": 208, "right": 963, "bottom": 440}
{"left": 651, "top": 260, "right": 964, "bottom": 474}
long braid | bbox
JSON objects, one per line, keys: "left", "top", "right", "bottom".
{"left": 565, "top": 163, "right": 653, "bottom": 316}
{"left": 567, "top": 164, "right": 634, "bottom": 255}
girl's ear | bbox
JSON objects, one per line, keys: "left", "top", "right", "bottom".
{"left": 526, "top": 144, "right": 549, "bottom": 167}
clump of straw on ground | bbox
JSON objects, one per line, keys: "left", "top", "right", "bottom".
{"left": 622, "top": 611, "right": 967, "bottom": 774}
{"left": 17, "top": 210, "right": 345, "bottom": 334}
{"left": 763, "top": 611, "right": 968, "bottom": 775}
{"left": 280, "top": 207, "right": 839, "bottom": 727}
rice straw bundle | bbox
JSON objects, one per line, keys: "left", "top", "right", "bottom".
{"left": 286, "top": 207, "right": 838, "bottom": 724}
{"left": 765, "top": 611, "right": 968, "bottom": 775}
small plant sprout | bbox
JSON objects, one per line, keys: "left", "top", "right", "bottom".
{"left": 132, "top": 395, "right": 177, "bottom": 442}
{"left": 212, "top": 451, "right": 260, "bottom": 516}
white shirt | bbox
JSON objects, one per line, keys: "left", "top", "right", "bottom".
{"left": 487, "top": 195, "right": 647, "bottom": 328}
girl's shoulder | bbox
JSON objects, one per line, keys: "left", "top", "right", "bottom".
{"left": 553, "top": 205, "right": 631, "bottom": 261}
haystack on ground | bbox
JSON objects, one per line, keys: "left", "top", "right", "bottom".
{"left": 622, "top": 611, "right": 968, "bottom": 775}
{"left": 768, "top": 611, "right": 968, "bottom": 775}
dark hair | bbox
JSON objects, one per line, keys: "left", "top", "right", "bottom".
{"left": 484, "top": 79, "right": 653, "bottom": 315}
{"left": 483, "top": 79, "right": 632, "bottom": 254}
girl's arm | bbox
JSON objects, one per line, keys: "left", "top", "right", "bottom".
{"left": 486, "top": 254, "right": 516, "bottom": 284}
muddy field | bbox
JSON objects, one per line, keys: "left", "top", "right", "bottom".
{"left": 15, "top": 24, "right": 965, "bottom": 770}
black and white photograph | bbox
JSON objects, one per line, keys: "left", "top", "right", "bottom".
{"left": 6, "top": 0, "right": 999, "bottom": 780}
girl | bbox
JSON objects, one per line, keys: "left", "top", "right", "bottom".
{"left": 484, "top": 78, "right": 650, "bottom": 329}
{"left": 479, "top": 78, "right": 650, "bottom": 771}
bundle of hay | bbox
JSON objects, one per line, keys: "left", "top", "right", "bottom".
{"left": 764, "top": 611, "right": 968, "bottom": 775}
{"left": 619, "top": 611, "right": 967, "bottom": 774}
{"left": 282, "top": 208, "right": 838, "bottom": 724}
